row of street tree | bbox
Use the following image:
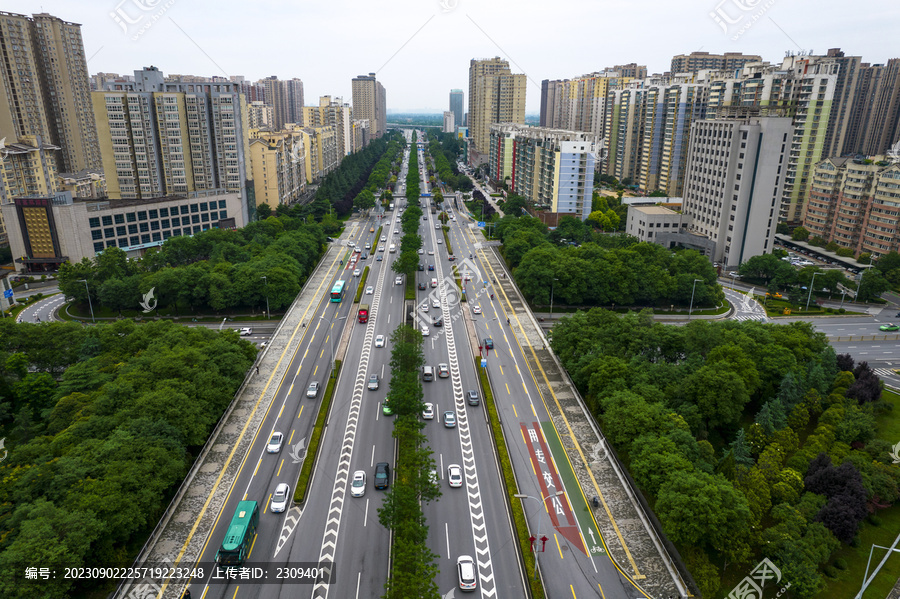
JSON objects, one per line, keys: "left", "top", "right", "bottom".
{"left": 550, "top": 311, "right": 900, "bottom": 597}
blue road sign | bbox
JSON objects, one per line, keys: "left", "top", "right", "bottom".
{"left": 3, "top": 289, "right": 12, "bottom": 299}
{"left": 481, "top": 359, "right": 487, "bottom": 368}
{"left": 477, "top": 221, "right": 486, "bottom": 227}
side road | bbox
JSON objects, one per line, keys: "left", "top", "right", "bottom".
{"left": 477, "top": 243, "right": 694, "bottom": 599}
{"left": 114, "top": 235, "right": 352, "bottom": 599}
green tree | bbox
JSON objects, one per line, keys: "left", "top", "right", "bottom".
{"left": 858, "top": 268, "right": 890, "bottom": 302}
{"left": 792, "top": 226, "right": 810, "bottom": 241}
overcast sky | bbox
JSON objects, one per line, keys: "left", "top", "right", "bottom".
{"left": 13, "top": 0, "right": 900, "bottom": 113}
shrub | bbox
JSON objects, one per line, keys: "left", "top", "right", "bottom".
{"left": 838, "top": 308, "right": 846, "bottom": 314}
{"left": 866, "top": 514, "right": 882, "bottom": 526}
{"left": 834, "top": 558, "right": 848, "bottom": 570}
{"left": 823, "top": 565, "right": 839, "bottom": 578}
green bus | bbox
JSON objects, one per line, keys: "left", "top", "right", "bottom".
{"left": 330, "top": 279, "right": 347, "bottom": 303}
{"left": 216, "top": 500, "right": 259, "bottom": 566}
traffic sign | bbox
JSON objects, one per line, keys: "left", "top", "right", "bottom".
{"left": 3, "top": 289, "right": 12, "bottom": 299}
{"left": 477, "top": 221, "right": 485, "bottom": 227}
{"left": 481, "top": 359, "right": 487, "bottom": 368}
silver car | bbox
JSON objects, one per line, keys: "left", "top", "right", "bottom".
{"left": 350, "top": 470, "right": 366, "bottom": 498}
{"left": 307, "top": 381, "right": 320, "bottom": 398}
{"left": 267, "top": 431, "right": 284, "bottom": 453}
{"left": 271, "top": 483, "right": 290, "bottom": 513}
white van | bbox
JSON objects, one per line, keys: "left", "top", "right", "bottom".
{"left": 430, "top": 278, "right": 438, "bottom": 288}
{"left": 389, "top": 244, "right": 396, "bottom": 253}
{"left": 422, "top": 366, "right": 434, "bottom": 382}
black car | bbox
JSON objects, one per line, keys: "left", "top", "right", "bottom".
{"left": 418, "top": 282, "right": 427, "bottom": 290}
{"left": 428, "top": 264, "right": 435, "bottom": 271}
{"left": 433, "top": 317, "right": 443, "bottom": 327}
{"left": 418, "top": 264, "right": 425, "bottom": 271}
{"left": 374, "top": 462, "right": 391, "bottom": 490}
{"left": 483, "top": 338, "right": 494, "bottom": 350}
{"left": 466, "top": 390, "right": 479, "bottom": 406}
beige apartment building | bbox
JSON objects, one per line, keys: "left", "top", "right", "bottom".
{"left": 468, "top": 58, "right": 526, "bottom": 165}
{"left": 0, "top": 135, "right": 60, "bottom": 245}
{"left": 352, "top": 74, "right": 386, "bottom": 138}
{"left": 248, "top": 129, "right": 306, "bottom": 209}
{"left": 303, "top": 96, "right": 354, "bottom": 157}
{"left": 0, "top": 11, "right": 101, "bottom": 174}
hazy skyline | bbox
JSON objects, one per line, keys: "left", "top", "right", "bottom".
{"left": 13, "top": 0, "right": 900, "bottom": 113}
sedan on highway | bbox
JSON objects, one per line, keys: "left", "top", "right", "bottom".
{"left": 350, "top": 470, "right": 366, "bottom": 497}
{"left": 447, "top": 464, "right": 463, "bottom": 488}
{"left": 422, "top": 403, "right": 434, "bottom": 419}
{"left": 428, "top": 250, "right": 434, "bottom": 255}
{"left": 239, "top": 327, "right": 253, "bottom": 336}
{"left": 483, "top": 337, "right": 494, "bottom": 350}
{"left": 267, "top": 432, "right": 284, "bottom": 453}
{"left": 366, "top": 285, "right": 374, "bottom": 295}
{"left": 438, "top": 363, "right": 450, "bottom": 378}
{"left": 880, "top": 324, "right": 900, "bottom": 331}
{"left": 443, "top": 410, "right": 456, "bottom": 428}
{"left": 421, "top": 326, "right": 430, "bottom": 337}
{"left": 368, "top": 374, "right": 380, "bottom": 390}
{"left": 472, "top": 306, "right": 482, "bottom": 315}
{"left": 353, "top": 269, "right": 361, "bottom": 277}
{"left": 418, "top": 249, "right": 425, "bottom": 255}
{"left": 270, "top": 483, "right": 290, "bottom": 513}
{"left": 307, "top": 381, "right": 320, "bottom": 398}
{"left": 375, "top": 335, "right": 385, "bottom": 348}
{"left": 374, "top": 462, "right": 391, "bottom": 490}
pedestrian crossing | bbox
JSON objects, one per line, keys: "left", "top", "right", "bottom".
{"left": 874, "top": 368, "right": 898, "bottom": 379}
{"left": 734, "top": 314, "right": 768, "bottom": 322}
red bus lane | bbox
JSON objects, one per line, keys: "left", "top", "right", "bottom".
{"left": 521, "top": 422, "right": 586, "bottom": 554}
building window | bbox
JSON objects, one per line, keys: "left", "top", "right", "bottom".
{"left": 219, "top": 200, "right": 227, "bottom": 208}
{"left": 192, "top": 214, "right": 200, "bottom": 224}
{"left": 141, "top": 234, "right": 151, "bottom": 244}
{"left": 161, "top": 219, "right": 170, "bottom": 228}
{"left": 127, "top": 224, "right": 137, "bottom": 235}
{"left": 182, "top": 216, "right": 191, "bottom": 225}
{"left": 126, "top": 212, "right": 137, "bottom": 222}
{"left": 152, "top": 232, "right": 161, "bottom": 242}
{"left": 89, "top": 217, "right": 101, "bottom": 228}
{"left": 94, "top": 242, "right": 105, "bottom": 253}
{"left": 114, "top": 214, "right": 124, "bottom": 224}
{"left": 130, "top": 236, "right": 139, "bottom": 246}
{"left": 190, "top": 203, "right": 199, "bottom": 213}
{"left": 181, "top": 205, "right": 190, "bottom": 215}
{"left": 91, "top": 230, "right": 103, "bottom": 240}
{"left": 160, "top": 207, "right": 169, "bottom": 217}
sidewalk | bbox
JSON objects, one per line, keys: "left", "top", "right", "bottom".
{"left": 477, "top": 246, "right": 692, "bottom": 598}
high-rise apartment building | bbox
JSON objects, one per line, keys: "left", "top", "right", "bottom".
{"left": 248, "top": 101, "right": 275, "bottom": 129}
{"left": 303, "top": 97, "right": 354, "bottom": 156}
{"left": 93, "top": 67, "right": 252, "bottom": 222}
{"left": 352, "top": 73, "right": 387, "bottom": 139}
{"left": 449, "top": 89, "right": 464, "bottom": 129}
{"left": 846, "top": 59, "right": 900, "bottom": 157}
{"left": 0, "top": 12, "right": 101, "bottom": 174}
{"left": 705, "top": 57, "right": 838, "bottom": 223}
{"left": 260, "top": 76, "right": 304, "bottom": 129}
{"left": 803, "top": 156, "right": 900, "bottom": 258}
{"left": 611, "top": 63, "right": 648, "bottom": 79}
{"left": 670, "top": 51, "right": 762, "bottom": 74}
{"left": 540, "top": 71, "right": 630, "bottom": 135}
{"left": 443, "top": 111, "right": 456, "bottom": 133}
{"left": 488, "top": 124, "right": 599, "bottom": 221}
{"left": 248, "top": 128, "right": 306, "bottom": 208}
{"left": 681, "top": 116, "right": 793, "bottom": 267}
{"left": 468, "top": 58, "right": 526, "bottom": 165}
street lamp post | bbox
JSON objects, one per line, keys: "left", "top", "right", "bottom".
{"left": 261, "top": 276, "right": 270, "bottom": 319}
{"left": 319, "top": 314, "right": 347, "bottom": 376}
{"left": 77, "top": 279, "right": 95, "bottom": 323}
{"left": 840, "top": 289, "right": 847, "bottom": 309}
{"left": 550, "top": 278, "right": 559, "bottom": 322}
{"left": 689, "top": 278, "right": 703, "bottom": 318}
{"left": 514, "top": 490, "right": 565, "bottom": 581}
{"left": 806, "top": 271, "right": 823, "bottom": 311}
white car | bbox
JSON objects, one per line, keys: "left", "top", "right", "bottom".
{"left": 375, "top": 334, "right": 385, "bottom": 348}
{"left": 395, "top": 276, "right": 403, "bottom": 285}
{"left": 353, "top": 268, "right": 361, "bottom": 277}
{"left": 267, "top": 431, "right": 284, "bottom": 453}
{"left": 437, "top": 239, "right": 442, "bottom": 244}
{"left": 421, "top": 303, "right": 429, "bottom": 312}
{"left": 354, "top": 247, "right": 362, "bottom": 253}
{"left": 421, "top": 326, "right": 430, "bottom": 337}
{"left": 422, "top": 402, "right": 434, "bottom": 419}
{"left": 239, "top": 327, "right": 252, "bottom": 336}
{"left": 473, "top": 306, "right": 482, "bottom": 315}
{"left": 381, "top": 236, "right": 387, "bottom": 242}
{"left": 350, "top": 470, "right": 367, "bottom": 498}
{"left": 447, "top": 464, "right": 463, "bottom": 488}
{"left": 271, "top": 483, "right": 290, "bottom": 513}
{"left": 428, "top": 250, "right": 434, "bottom": 255}
{"left": 432, "top": 298, "right": 440, "bottom": 308}
{"left": 366, "top": 286, "right": 374, "bottom": 295}
{"left": 418, "top": 249, "right": 425, "bottom": 254}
